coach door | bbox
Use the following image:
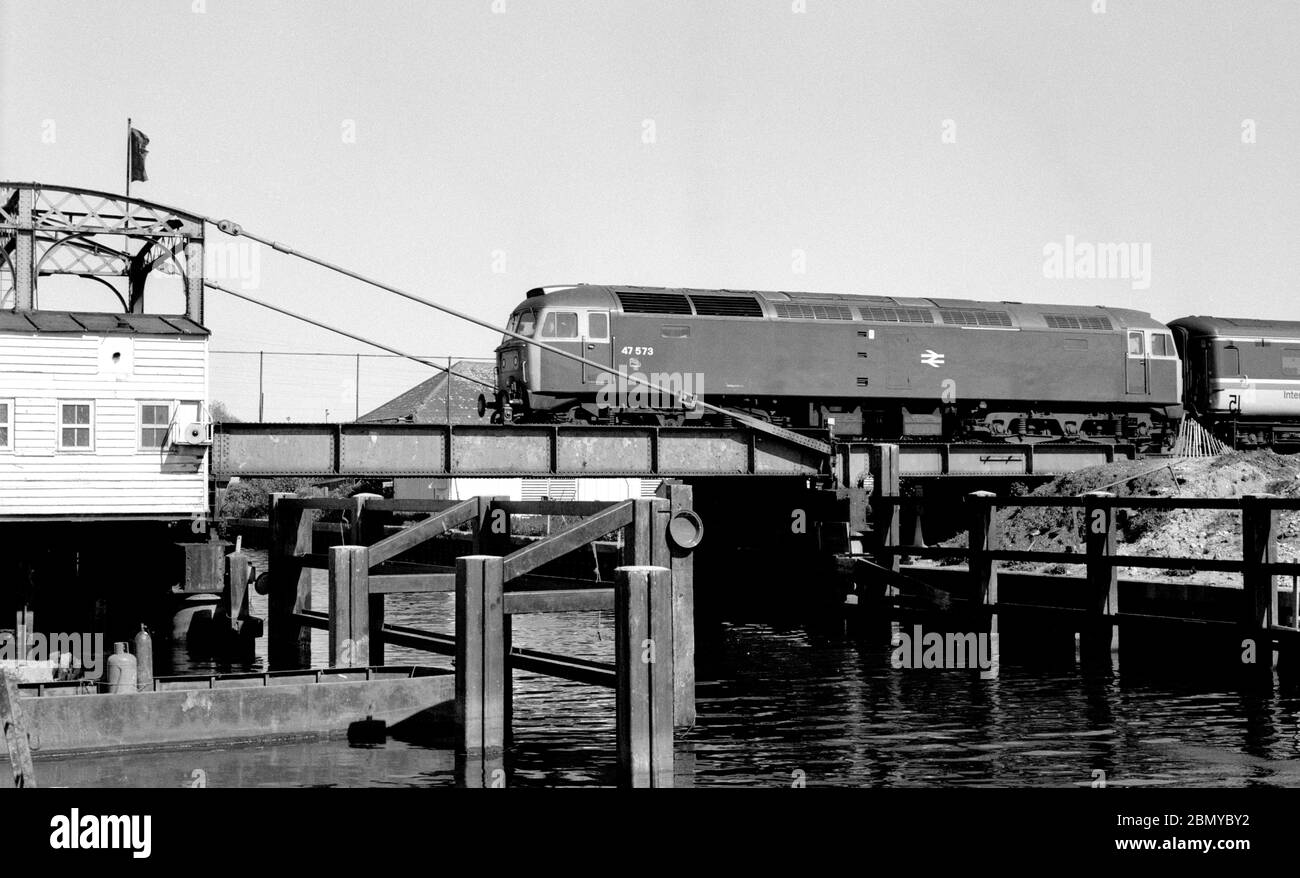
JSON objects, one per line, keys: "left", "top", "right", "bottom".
{"left": 582, "top": 310, "right": 612, "bottom": 384}
{"left": 1126, "top": 331, "right": 1148, "bottom": 394}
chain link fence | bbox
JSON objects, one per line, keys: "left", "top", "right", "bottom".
{"left": 210, "top": 351, "right": 496, "bottom": 423}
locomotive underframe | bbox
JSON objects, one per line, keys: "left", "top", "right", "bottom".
{"left": 500, "top": 387, "right": 1171, "bottom": 448}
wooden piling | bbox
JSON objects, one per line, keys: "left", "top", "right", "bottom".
{"left": 455, "top": 555, "right": 505, "bottom": 756}
{"left": 268, "top": 492, "right": 317, "bottom": 670}
{"left": 869, "top": 444, "right": 901, "bottom": 575}
{"left": 658, "top": 481, "right": 697, "bottom": 730}
{"left": 328, "top": 545, "right": 370, "bottom": 668}
{"left": 1241, "top": 494, "right": 1278, "bottom": 676}
{"left": 966, "top": 491, "right": 1000, "bottom": 679}
{"left": 615, "top": 565, "right": 674, "bottom": 788}
{"left": 0, "top": 671, "right": 36, "bottom": 788}
{"left": 1080, "top": 492, "right": 1119, "bottom": 667}
{"left": 346, "top": 493, "right": 387, "bottom": 666}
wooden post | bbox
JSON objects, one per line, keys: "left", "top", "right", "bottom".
{"left": 1080, "top": 491, "right": 1119, "bottom": 667}
{"left": 658, "top": 482, "right": 697, "bottom": 730}
{"left": 472, "top": 496, "right": 511, "bottom": 741}
{"left": 966, "top": 491, "right": 1000, "bottom": 679}
{"left": 626, "top": 498, "right": 655, "bottom": 567}
{"left": 328, "top": 546, "right": 370, "bottom": 668}
{"left": 268, "top": 493, "right": 316, "bottom": 670}
{"left": 0, "top": 671, "right": 36, "bottom": 788}
{"left": 350, "top": 493, "right": 386, "bottom": 666}
{"left": 1241, "top": 494, "right": 1277, "bottom": 676}
{"left": 224, "top": 550, "right": 250, "bottom": 629}
{"left": 455, "top": 555, "right": 505, "bottom": 756}
{"left": 615, "top": 565, "right": 674, "bottom": 788}
{"left": 869, "top": 444, "right": 901, "bottom": 574}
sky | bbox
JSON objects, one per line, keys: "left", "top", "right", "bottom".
{"left": 2, "top": 0, "right": 1298, "bottom": 420}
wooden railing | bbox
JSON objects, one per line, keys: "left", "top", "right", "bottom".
{"left": 267, "top": 486, "right": 697, "bottom": 787}
{"left": 863, "top": 491, "right": 1300, "bottom": 671}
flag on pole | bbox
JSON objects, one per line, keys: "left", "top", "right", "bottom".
{"left": 128, "top": 126, "right": 150, "bottom": 182}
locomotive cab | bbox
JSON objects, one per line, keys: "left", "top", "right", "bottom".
{"left": 487, "top": 287, "right": 617, "bottom": 423}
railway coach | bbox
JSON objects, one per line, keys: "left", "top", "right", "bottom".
{"left": 488, "top": 285, "right": 1182, "bottom": 448}
{"left": 1169, "top": 316, "right": 1300, "bottom": 450}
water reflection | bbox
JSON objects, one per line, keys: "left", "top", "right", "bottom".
{"left": 35, "top": 549, "right": 1300, "bottom": 788}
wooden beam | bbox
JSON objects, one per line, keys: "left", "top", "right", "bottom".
{"left": 456, "top": 555, "right": 505, "bottom": 756}
{"left": 502, "top": 501, "right": 633, "bottom": 581}
{"left": 367, "top": 498, "right": 479, "bottom": 566}
{"left": 615, "top": 565, "right": 674, "bottom": 788}
{"left": 504, "top": 588, "right": 614, "bottom": 614}
{"left": 966, "top": 490, "right": 1000, "bottom": 679}
{"left": 658, "top": 481, "right": 697, "bottom": 730}
{"left": 1081, "top": 491, "right": 1119, "bottom": 666}
{"left": 0, "top": 672, "right": 36, "bottom": 788}
{"left": 268, "top": 492, "right": 317, "bottom": 670}
{"left": 368, "top": 573, "right": 457, "bottom": 594}
{"left": 328, "top": 545, "right": 370, "bottom": 667}
{"left": 1242, "top": 494, "right": 1278, "bottom": 676}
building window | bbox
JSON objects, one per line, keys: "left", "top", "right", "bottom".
{"left": 140, "top": 401, "right": 173, "bottom": 450}
{"left": 0, "top": 400, "right": 12, "bottom": 451}
{"left": 59, "top": 401, "right": 93, "bottom": 451}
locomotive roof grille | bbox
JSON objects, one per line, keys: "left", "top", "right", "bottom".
{"left": 939, "top": 308, "right": 1013, "bottom": 328}
{"left": 688, "top": 294, "right": 766, "bottom": 317}
{"left": 615, "top": 290, "right": 693, "bottom": 314}
{"left": 774, "top": 302, "right": 854, "bottom": 320}
{"left": 859, "top": 306, "right": 935, "bottom": 324}
{"left": 1043, "top": 313, "right": 1113, "bottom": 331}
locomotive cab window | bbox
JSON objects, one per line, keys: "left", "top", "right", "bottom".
{"left": 541, "top": 311, "right": 579, "bottom": 339}
{"left": 587, "top": 312, "right": 609, "bottom": 340}
{"left": 1150, "top": 333, "right": 1175, "bottom": 357}
{"left": 1127, "top": 332, "right": 1144, "bottom": 355}
{"left": 513, "top": 310, "right": 537, "bottom": 338}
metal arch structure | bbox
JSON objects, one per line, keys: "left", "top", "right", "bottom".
{"left": 0, "top": 182, "right": 205, "bottom": 322}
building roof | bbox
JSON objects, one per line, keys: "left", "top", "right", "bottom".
{"left": 358, "top": 360, "right": 497, "bottom": 424}
{"left": 0, "top": 310, "right": 208, "bottom": 336}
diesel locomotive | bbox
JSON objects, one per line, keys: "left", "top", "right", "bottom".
{"left": 486, "top": 284, "right": 1191, "bottom": 447}
{"left": 484, "top": 284, "right": 1300, "bottom": 451}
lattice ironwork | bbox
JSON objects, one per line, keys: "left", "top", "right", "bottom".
{"left": 0, "top": 182, "right": 206, "bottom": 323}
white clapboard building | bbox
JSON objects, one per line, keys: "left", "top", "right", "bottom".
{"left": 0, "top": 311, "right": 210, "bottom": 519}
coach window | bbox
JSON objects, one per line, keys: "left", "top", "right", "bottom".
{"left": 541, "top": 311, "right": 579, "bottom": 339}
{"left": 0, "top": 399, "right": 12, "bottom": 451}
{"left": 587, "top": 312, "right": 609, "bottom": 340}
{"left": 1283, "top": 349, "right": 1300, "bottom": 378}
{"left": 1127, "top": 332, "right": 1144, "bottom": 355}
{"left": 58, "top": 401, "right": 93, "bottom": 451}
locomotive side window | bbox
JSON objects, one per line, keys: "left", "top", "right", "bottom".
{"left": 1127, "top": 332, "right": 1144, "bottom": 355}
{"left": 587, "top": 312, "right": 609, "bottom": 340}
{"left": 1150, "top": 333, "right": 1174, "bottom": 357}
{"left": 1283, "top": 349, "right": 1300, "bottom": 377}
{"left": 661, "top": 325, "right": 690, "bottom": 338}
{"left": 541, "top": 311, "right": 579, "bottom": 339}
